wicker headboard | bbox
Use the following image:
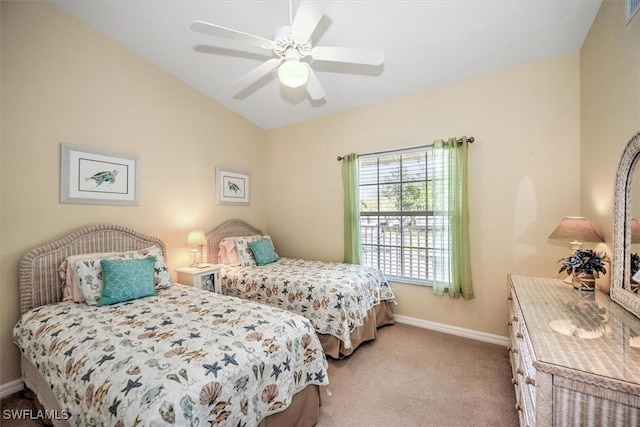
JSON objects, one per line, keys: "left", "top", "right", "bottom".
{"left": 205, "top": 219, "right": 263, "bottom": 264}
{"left": 19, "top": 224, "right": 167, "bottom": 315}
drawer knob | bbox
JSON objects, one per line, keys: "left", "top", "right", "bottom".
{"left": 511, "top": 378, "right": 518, "bottom": 385}
{"left": 507, "top": 321, "right": 513, "bottom": 326}
{"left": 515, "top": 403, "right": 522, "bottom": 411}
{"left": 508, "top": 295, "right": 513, "bottom": 301}
{"left": 525, "top": 377, "right": 536, "bottom": 386}
{"left": 516, "top": 368, "right": 523, "bottom": 375}
{"left": 516, "top": 332, "right": 523, "bottom": 339}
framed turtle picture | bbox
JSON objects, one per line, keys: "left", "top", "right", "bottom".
{"left": 216, "top": 167, "right": 250, "bottom": 206}
{"left": 60, "top": 143, "right": 139, "bottom": 205}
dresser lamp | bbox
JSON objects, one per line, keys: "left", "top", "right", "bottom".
{"left": 548, "top": 216, "right": 604, "bottom": 283}
{"left": 187, "top": 230, "right": 207, "bottom": 268}
{"left": 631, "top": 218, "right": 640, "bottom": 244}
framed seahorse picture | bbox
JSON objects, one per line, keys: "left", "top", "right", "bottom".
{"left": 216, "top": 167, "right": 249, "bottom": 206}
{"left": 60, "top": 143, "right": 139, "bottom": 205}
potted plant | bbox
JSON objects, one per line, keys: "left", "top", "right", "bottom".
{"left": 630, "top": 253, "right": 640, "bottom": 293}
{"left": 631, "top": 253, "right": 640, "bottom": 277}
{"left": 558, "top": 249, "right": 610, "bottom": 291}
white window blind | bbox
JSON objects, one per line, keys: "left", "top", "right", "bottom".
{"left": 359, "top": 146, "right": 446, "bottom": 284}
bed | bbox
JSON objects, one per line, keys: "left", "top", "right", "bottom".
{"left": 206, "top": 219, "right": 396, "bottom": 359}
{"left": 13, "top": 224, "right": 328, "bottom": 427}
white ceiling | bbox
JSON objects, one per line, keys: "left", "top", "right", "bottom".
{"left": 52, "top": 0, "right": 602, "bottom": 130}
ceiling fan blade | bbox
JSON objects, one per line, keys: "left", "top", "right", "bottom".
{"left": 303, "top": 63, "right": 326, "bottom": 100}
{"left": 190, "top": 20, "right": 273, "bottom": 49}
{"left": 311, "top": 46, "right": 384, "bottom": 65}
{"left": 291, "top": 1, "right": 326, "bottom": 42}
{"left": 233, "top": 58, "right": 282, "bottom": 91}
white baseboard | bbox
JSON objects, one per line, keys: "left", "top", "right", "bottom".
{"left": 0, "top": 379, "right": 24, "bottom": 399}
{"left": 394, "top": 314, "right": 509, "bottom": 347}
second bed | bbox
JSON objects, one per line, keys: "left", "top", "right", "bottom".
{"left": 206, "top": 219, "right": 396, "bottom": 358}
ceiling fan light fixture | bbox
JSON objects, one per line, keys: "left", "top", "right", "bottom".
{"left": 278, "top": 59, "right": 309, "bottom": 88}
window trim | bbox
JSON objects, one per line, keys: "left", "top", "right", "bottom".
{"left": 358, "top": 144, "right": 442, "bottom": 285}
{"left": 628, "top": 0, "right": 640, "bottom": 25}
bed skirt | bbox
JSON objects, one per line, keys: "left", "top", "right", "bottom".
{"left": 318, "top": 300, "right": 395, "bottom": 359}
{"left": 21, "top": 356, "right": 321, "bottom": 427}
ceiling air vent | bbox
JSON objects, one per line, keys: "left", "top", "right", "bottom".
{"left": 628, "top": 0, "right": 640, "bottom": 24}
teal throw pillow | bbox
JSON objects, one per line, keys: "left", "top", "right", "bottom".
{"left": 248, "top": 238, "right": 279, "bottom": 266}
{"left": 97, "top": 258, "right": 156, "bottom": 306}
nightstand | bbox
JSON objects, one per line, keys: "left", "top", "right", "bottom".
{"left": 175, "top": 265, "right": 222, "bottom": 293}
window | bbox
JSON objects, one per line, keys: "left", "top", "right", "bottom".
{"left": 628, "top": 0, "right": 640, "bottom": 24}
{"left": 359, "top": 146, "right": 448, "bottom": 285}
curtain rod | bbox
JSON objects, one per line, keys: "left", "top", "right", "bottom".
{"left": 337, "top": 136, "right": 475, "bottom": 161}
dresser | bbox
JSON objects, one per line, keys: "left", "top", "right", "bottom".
{"left": 507, "top": 275, "right": 640, "bottom": 427}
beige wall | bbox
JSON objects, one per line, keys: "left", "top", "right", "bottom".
{"left": 265, "top": 53, "right": 582, "bottom": 337}
{"left": 1, "top": 2, "right": 267, "bottom": 385}
{"left": 580, "top": 0, "right": 640, "bottom": 287}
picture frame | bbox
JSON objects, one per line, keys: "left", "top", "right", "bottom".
{"left": 60, "top": 143, "right": 139, "bottom": 205}
{"left": 216, "top": 167, "right": 250, "bottom": 205}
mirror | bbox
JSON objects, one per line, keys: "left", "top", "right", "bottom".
{"left": 611, "top": 131, "right": 640, "bottom": 319}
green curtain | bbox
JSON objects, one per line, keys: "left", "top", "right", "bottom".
{"left": 342, "top": 153, "right": 362, "bottom": 264}
{"left": 432, "top": 137, "right": 474, "bottom": 299}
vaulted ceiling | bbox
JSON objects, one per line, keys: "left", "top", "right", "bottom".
{"left": 52, "top": 0, "right": 602, "bottom": 130}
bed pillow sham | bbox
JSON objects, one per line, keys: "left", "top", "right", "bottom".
{"left": 60, "top": 246, "right": 173, "bottom": 303}
{"left": 97, "top": 258, "right": 156, "bottom": 306}
{"left": 248, "top": 238, "right": 279, "bottom": 266}
{"left": 59, "top": 251, "right": 120, "bottom": 302}
{"left": 74, "top": 258, "right": 107, "bottom": 305}
{"left": 217, "top": 238, "right": 241, "bottom": 266}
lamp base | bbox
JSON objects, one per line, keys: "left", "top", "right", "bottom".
{"left": 192, "top": 263, "right": 210, "bottom": 269}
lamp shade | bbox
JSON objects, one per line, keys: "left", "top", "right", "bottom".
{"left": 548, "top": 216, "right": 603, "bottom": 243}
{"left": 187, "top": 230, "right": 206, "bottom": 246}
{"left": 631, "top": 218, "right": 640, "bottom": 244}
{"left": 278, "top": 59, "right": 309, "bottom": 88}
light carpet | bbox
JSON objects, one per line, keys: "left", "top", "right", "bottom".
{"left": 318, "top": 322, "right": 519, "bottom": 427}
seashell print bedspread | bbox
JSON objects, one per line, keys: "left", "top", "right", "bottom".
{"left": 220, "top": 258, "right": 396, "bottom": 349}
{"left": 13, "top": 285, "right": 329, "bottom": 426}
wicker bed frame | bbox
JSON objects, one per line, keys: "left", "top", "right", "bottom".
{"left": 16, "top": 224, "right": 320, "bottom": 427}
{"left": 206, "top": 219, "right": 395, "bottom": 358}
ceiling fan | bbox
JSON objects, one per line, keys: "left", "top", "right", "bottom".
{"left": 190, "top": 0, "right": 384, "bottom": 100}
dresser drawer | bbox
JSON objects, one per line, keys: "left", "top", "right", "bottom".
{"left": 508, "top": 282, "right": 537, "bottom": 427}
{"left": 507, "top": 294, "right": 520, "bottom": 380}
{"left": 518, "top": 331, "right": 536, "bottom": 403}
{"left": 517, "top": 346, "right": 536, "bottom": 425}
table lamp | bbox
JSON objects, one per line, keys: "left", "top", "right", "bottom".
{"left": 548, "top": 216, "right": 604, "bottom": 283}
{"left": 548, "top": 216, "right": 604, "bottom": 252}
{"left": 187, "top": 230, "right": 207, "bottom": 267}
{"left": 631, "top": 218, "right": 640, "bottom": 244}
